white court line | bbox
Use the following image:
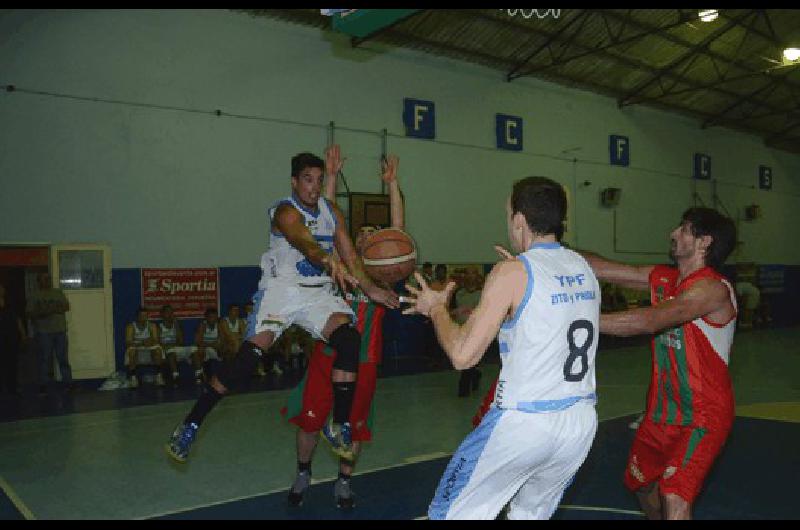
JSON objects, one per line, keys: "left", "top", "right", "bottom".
{"left": 414, "top": 504, "right": 645, "bottom": 520}
{"left": 0, "top": 475, "right": 37, "bottom": 520}
{"left": 137, "top": 411, "right": 643, "bottom": 520}
{"left": 138, "top": 450, "right": 456, "bottom": 520}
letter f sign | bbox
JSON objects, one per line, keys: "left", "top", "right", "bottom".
{"left": 404, "top": 98, "right": 435, "bottom": 139}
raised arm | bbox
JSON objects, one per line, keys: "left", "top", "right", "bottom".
{"left": 405, "top": 259, "right": 524, "bottom": 370}
{"left": 324, "top": 144, "right": 343, "bottom": 203}
{"left": 577, "top": 250, "right": 654, "bottom": 291}
{"left": 381, "top": 155, "right": 404, "bottom": 231}
{"left": 601, "top": 278, "right": 732, "bottom": 337}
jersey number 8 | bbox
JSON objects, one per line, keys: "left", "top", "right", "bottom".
{"left": 563, "top": 319, "right": 594, "bottom": 382}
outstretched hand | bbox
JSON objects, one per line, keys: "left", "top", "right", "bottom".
{"left": 365, "top": 284, "right": 400, "bottom": 309}
{"left": 324, "top": 254, "right": 359, "bottom": 294}
{"left": 325, "top": 144, "right": 346, "bottom": 177}
{"left": 402, "top": 272, "right": 456, "bottom": 317}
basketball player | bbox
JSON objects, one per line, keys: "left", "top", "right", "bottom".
{"left": 158, "top": 304, "right": 190, "bottom": 385}
{"left": 282, "top": 151, "right": 406, "bottom": 509}
{"left": 165, "top": 146, "right": 399, "bottom": 464}
{"left": 124, "top": 308, "right": 166, "bottom": 388}
{"left": 405, "top": 176, "right": 601, "bottom": 520}
{"left": 579, "top": 207, "right": 737, "bottom": 520}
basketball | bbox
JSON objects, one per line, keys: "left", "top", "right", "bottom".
{"left": 361, "top": 228, "right": 417, "bottom": 284}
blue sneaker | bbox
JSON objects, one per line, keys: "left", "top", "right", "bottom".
{"left": 321, "top": 419, "right": 354, "bottom": 460}
{"left": 165, "top": 422, "right": 198, "bottom": 463}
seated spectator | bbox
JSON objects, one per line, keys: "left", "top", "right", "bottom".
{"left": 220, "top": 304, "right": 247, "bottom": 363}
{"left": 125, "top": 307, "right": 166, "bottom": 388}
{"left": 193, "top": 307, "right": 222, "bottom": 384}
{"left": 157, "top": 304, "right": 192, "bottom": 385}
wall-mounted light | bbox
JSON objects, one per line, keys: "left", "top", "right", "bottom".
{"left": 783, "top": 47, "right": 800, "bottom": 63}
{"left": 698, "top": 9, "right": 719, "bottom": 22}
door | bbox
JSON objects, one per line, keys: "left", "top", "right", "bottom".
{"left": 50, "top": 244, "right": 114, "bottom": 379}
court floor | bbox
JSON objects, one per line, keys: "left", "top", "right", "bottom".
{"left": 1, "top": 327, "right": 798, "bottom": 520}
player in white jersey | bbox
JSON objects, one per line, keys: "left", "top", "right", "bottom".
{"left": 165, "top": 146, "right": 399, "bottom": 464}
{"left": 404, "top": 176, "right": 601, "bottom": 520}
{"left": 124, "top": 307, "right": 166, "bottom": 389}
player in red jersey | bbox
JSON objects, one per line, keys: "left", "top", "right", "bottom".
{"left": 579, "top": 207, "right": 737, "bottom": 520}
{"left": 282, "top": 148, "right": 405, "bottom": 509}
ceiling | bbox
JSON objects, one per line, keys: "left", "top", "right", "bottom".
{"left": 244, "top": 9, "right": 800, "bottom": 155}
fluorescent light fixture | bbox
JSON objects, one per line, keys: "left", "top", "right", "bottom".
{"left": 783, "top": 47, "right": 800, "bottom": 62}
{"left": 698, "top": 9, "right": 719, "bottom": 22}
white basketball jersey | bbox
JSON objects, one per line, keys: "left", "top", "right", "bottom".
{"left": 494, "top": 243, "right": 600, "bottom": 412}
{"left": 202, "top": 323, "right": 218, "bottom": 343}
{"left": 132, "top": 322, "right": 151, "bottom": 345}
{"left": 259, "top": 195, "right": 337, "bottom": 288}
{"left": 159, "top": 322, "right": 178, "bottom": 345}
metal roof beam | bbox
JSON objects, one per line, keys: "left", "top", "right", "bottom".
{"left": 617, "top": 10, "right": 756, "bottom": 108}
{"left": 513, "top": 10, "right": 693, "bottom": 79}
{"left": 506, "top": 10, "right": 590, "bottom": 81}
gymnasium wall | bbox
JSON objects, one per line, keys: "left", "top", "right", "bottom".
{"left": 1, "top": 9, "right": 799, "bottom": 268}
{"left": 2, "top": 10, "right": 800, "bottom": 368}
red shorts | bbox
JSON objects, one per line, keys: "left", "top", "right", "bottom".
{"left": 623, "top": 417, "right": 732, "bottom": 503}
{"left": 281, "top": 343, "right": 378, "bottom": 442}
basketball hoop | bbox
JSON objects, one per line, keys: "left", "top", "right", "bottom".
{"left": 501, "top": 9, "right": 562, "bottom": 19}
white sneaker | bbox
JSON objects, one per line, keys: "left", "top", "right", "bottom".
{"left": 129, "top": 375, "right": 139, "bottom": 389}
{"left": 156, "top": 373, "right": 166, "bottom": 386}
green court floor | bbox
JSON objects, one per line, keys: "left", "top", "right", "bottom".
{"left": 1, "top": 327, "right": 798, "bottom": 519}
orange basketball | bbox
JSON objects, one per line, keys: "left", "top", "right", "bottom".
{"left": 361, "top": 228, "right": 417, "bottom": 284}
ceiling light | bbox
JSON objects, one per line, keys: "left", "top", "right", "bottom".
{"left": 784, "top": 47, "right": 800, "bottom": 62}
{"left": 698, "top": 10, "right": 719, "bottom": 22}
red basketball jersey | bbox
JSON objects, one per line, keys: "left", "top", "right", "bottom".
{"left": 646, "top": 265, "right": 737, "bottom": 429}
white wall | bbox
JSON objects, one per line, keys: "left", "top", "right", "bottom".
{"left": 1, "top": 9, "right": 798, "bottom": 267}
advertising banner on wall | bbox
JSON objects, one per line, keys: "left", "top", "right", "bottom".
{"left": 141, "top": 268, "right": 219, "bottom": 319}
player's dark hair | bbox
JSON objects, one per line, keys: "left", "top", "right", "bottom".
{"left": 511, "top": 176, "right": 567, "bottom": 240}
{"left": 680, "top": 207, "right": 737, "bottom": 270}
{"left": 291, "top": 152, "right": 324, "bottom": 177}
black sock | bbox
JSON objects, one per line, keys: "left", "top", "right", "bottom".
{"left": 338, "top": 471, "right": 351, "bottom": 481}
{"left": 184, "top": 383, "right": 223, "bottom": 427}
{"left": 298, "top": 461, "right": 311, "bottom": 475}
{"left": 332, "top": 381, "right": 356, "bottom": 424}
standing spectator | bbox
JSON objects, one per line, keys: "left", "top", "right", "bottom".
{"left": 124, "top": 307, "right": 166, "bottom": 388}
{"left": 193, "top": 307, "right": 223, "bottom": 384}
{"left": 0, "top": 283, "right": 26, "bottom": 396}
{"left": 26, "top": 272, "right": 73, "bottom": 394}
{"left": 735, "top": 279, "right": 760, "bottom": 330}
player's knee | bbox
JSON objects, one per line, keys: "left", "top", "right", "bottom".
{"left": 329, "top": 324, "right": 361, "bottom": 373}
{"left": 216, "top": 341, "right": 264, "bottom": 390}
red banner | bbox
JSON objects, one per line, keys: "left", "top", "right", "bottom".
{"left": 141, "top": 268, "right": 219, "bottom": 319}
{"left": 0, "top": 247, "right": 49, "bottom": 267}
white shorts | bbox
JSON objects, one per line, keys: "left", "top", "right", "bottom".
{"left": 162, "top": 346, "right": 219, "bottom": 362}
{"left": 128, "top": 345, "right": 163, "bottom": 364}
{"left": 246, "top": 279, "right": 354, "bottom": 342}
{"left": 428, "top": 400, "right": 597, "bottom": 520}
